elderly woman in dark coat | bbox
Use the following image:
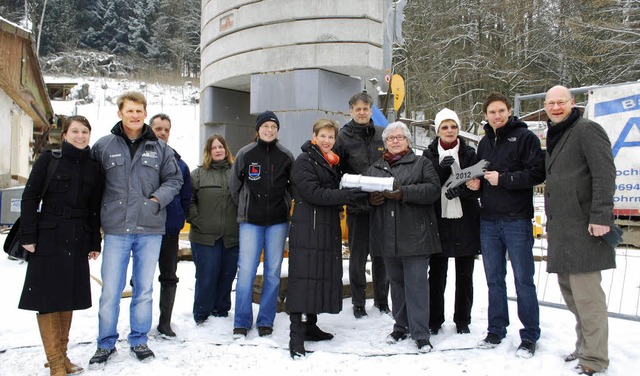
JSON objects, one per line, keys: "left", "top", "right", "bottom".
{"left": 423, "top": 108, "right": 481, "bottom": 335}
{"left": 286, "top": 119, "right": 367, "bottom": 359}
{"left": 19, "top": 115, "right": 103, "bottom": 376}
{"left": 365, "top": 121, "right": 442, "bottom": 353}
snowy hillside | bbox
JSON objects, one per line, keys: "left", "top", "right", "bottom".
{"left": 46, "top": 75, "right": 201, "bottom": 169}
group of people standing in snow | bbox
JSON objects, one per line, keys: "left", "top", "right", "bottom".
{"left": 17, "top": 85, "right": 616, "bottom": 376}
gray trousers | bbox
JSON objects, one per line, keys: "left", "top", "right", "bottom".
{"left": 384, "top": 255, "right": 430, "bottom": 341}
{"left": 558, "top": 271, "right": 609, "bottom": 372}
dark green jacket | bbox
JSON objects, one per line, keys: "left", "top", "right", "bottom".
{"left": 188, "top": 161, "right": 239, "bottom": 248}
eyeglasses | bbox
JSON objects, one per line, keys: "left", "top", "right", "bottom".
{"left": 440, "top": 124, "right": 458, "bottom": 131}
{"left": 385, "top": 135, "right": 407, "bottom": 142}
{"left": 544, "top": 99, "right": 571, "bottom": 108}
{"left": 260, "top": 124, "right": 278, "bottom": 130}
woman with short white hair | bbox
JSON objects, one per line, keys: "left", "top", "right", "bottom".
{"left": 364, "top": 121, "right": 442, "bottom": 352}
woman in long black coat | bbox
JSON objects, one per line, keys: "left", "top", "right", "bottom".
{"left": 19, "top": 115, "right": 103, "bottom": 376}
{"left": 423, "top": 108, "right": 480, "bottom": 335}
{"left": 286, "top": 119, "right": 366, "bottom": 359}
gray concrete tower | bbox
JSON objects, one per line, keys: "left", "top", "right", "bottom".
{"left": 200, "top": 0, "right": 390, "bottom": 155}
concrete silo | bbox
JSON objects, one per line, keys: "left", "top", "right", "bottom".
{"left": 200, "top": 0, "right": 392, "bottom": 155}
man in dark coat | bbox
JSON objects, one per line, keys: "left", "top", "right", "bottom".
{"left": 468, "top": 92, "right": 545, "bottom": 358}
{"left": 150, "top": 113, "right": 192, "bottom": 338}
{"left": 543, "top": 85, "right": 616, "bottom": 376}
{"left": 335, "top": 92, "right": 390, "bottom": 318}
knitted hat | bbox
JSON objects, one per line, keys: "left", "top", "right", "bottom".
{"left": 255, "top": 110, "right": 280, "bottom": 132}
{"left": 434, "top": 108, "right": 460, "bottom": 131}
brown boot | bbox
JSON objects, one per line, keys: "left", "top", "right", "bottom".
{"left": 44, "top": 311, "right": 84, "bottom": 374}
{"left": 36, "top": 312, "right": 67, "bottom": 376}
{"left": 59, "top": 311, "right": 84, "bottom": 374}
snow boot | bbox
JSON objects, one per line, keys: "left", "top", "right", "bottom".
{"left": 289, "top": 313, "right": 306, "bottom": 359}
{"left": 157, "top": 285, "right": 177, "bottom": 338}
{"left": 37, "top": 313, "right": 66, "bottom": 376}
{"left": 305, "top": 313, "right": 333, "bottom": 341}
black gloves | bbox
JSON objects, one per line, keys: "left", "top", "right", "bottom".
{"left": 440, "top": 156, "right": 455, "bottom": 169}
{"left": 445, "top": 186, "right": 462, "bottom": 200}
{"left": 369, "top": 191, "right": 385, "bottom": 206}
{"left": 345, "top": 188, "right": 368, "bottom": 204}
{"left": 382, "top": 188, "right": 403, "bottom": 201}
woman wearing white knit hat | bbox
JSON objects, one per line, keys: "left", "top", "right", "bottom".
{"left": 423, "top": 108, "right": 481, "bottom": 335}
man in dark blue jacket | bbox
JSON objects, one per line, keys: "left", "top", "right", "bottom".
{"left": 467, "top": 93, "right": 544, "bottom": 358}
{"left": 150, "top": 113, "right": 191, "bottom": 338}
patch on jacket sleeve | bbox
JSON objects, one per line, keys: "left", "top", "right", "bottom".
{"left": 248, "top": 162, "right": 261, "bottom": 180}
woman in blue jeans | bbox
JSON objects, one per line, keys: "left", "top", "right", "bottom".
{"left": 188, "top": 135, "right": 239, "bottom": 324}
{"left": 229, "top": 111, "right": 294, "bottom": 338}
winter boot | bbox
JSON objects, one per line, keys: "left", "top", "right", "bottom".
{"left": 157, "top": 285, "right": 177, "bottom": 338}
{"left": 36, "top": 313, "right": 67, "bottom": 376}
{"left": 305, "top": 313, "right": 334, "bottom": 341}
{"left": 56, "top": 311, "right": 84, "bottom": 374}
{"left": 289, "top": 313, "right": 306, "bottom": 359}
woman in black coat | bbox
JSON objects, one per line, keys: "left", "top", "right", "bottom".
{"left": 423, "top": 108, "right": 480, "bottom": 335}
{"left": 365, "top": 121, "right": 442, "bottom": 353}
{"left": 286, "top": 119, "right": 366, "bottom": 359}
{"left": 19, "top": 116, "right": 103, "bottom": 376}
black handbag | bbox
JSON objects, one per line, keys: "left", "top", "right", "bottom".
{"left": 3, "top": 150, "right": 61, "bottom": 261}
{"left": 3, "top": 217, "right": 26, "bottom": 260}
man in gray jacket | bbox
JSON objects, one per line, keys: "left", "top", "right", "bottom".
{"left": 88, "top": 92, "right": 183, "bottom": 368}
{"left": 543, "top": 85, "right": 616, "bottom": 376}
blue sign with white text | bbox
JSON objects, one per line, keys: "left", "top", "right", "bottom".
{"left": 594, "top": 94, "right": 640, "bottom": 117}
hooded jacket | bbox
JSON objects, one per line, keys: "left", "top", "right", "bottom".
{"left": 91, "top": 122, "right": 183, "bottom": 235}
{"left": 476, "top": 117, "right": 545, "bottom": 220}
{"left": 188, "top": 160, "right": 239, "bottom": 248}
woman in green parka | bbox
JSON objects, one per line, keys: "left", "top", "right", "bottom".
{"left": 187, "top": 135, "right": 239, "bottom": 324}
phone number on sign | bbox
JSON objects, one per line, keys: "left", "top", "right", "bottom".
{"left": 616, "top": 184, "right": 640, "bottom": 191}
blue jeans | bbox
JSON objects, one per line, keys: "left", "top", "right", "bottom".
{"left": 97, "top": 234, "right": 162, "bottom": 349}
{"left": 233, "top": 222, "right": 288, "bottom": 329}
{"left": 191, "top": 239, "right": 239, "bottom": 321}
{"left": 480, "top": 219, "right": 540, "bottom": 343}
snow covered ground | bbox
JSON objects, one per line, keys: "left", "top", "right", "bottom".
{"left": 2, "top": 75, "right": 638, "bottom": 375}
{"left": 1, "top": 234, "right": 639, "bottom": 375}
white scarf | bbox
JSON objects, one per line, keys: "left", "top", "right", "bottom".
{"left": 438, "top": 141, "right": 463, "bottom": 219}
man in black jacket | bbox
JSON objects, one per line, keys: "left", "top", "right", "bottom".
{"left": 335, "top": 92, "right": 389, "bottom": 318}
{"left": 467, "top": 92, "right": 544, "bottom": 358}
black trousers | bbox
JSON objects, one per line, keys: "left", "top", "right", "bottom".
{"left": 158, "top": 233, "right": 180, "bottom": 286}
{"left": 428, "top": 255, "right": 475, "bottom": 329}
{"left": 347, "top": 212, "right": 389, "bottom": 307}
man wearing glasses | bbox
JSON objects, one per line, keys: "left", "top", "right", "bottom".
{"left": 335, "top": 92, "right": 390, "bottom": 318}
{"left": 467, "top": 92, "right": 545, "bottom": 358}
{"left": 543, "top": 86, "right": 616, "bottom": 376}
